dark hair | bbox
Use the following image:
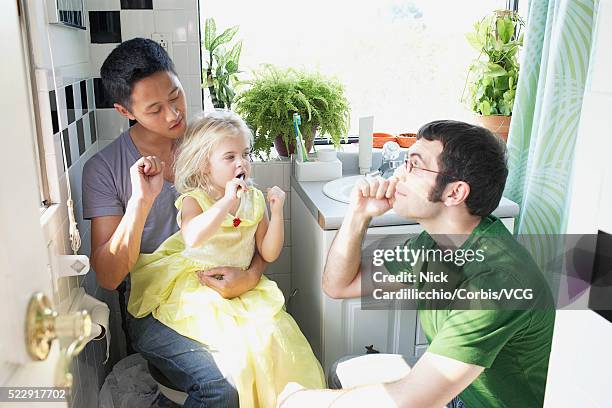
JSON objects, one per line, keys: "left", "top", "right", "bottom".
{"left": 100, "top": 38, "right": 176, "bottom": 110}
{"left": 416, "top": 120, "right": 508, "bottom": 217}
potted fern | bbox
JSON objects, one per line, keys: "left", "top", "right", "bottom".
{"left": 464, "top": 10, "right": 524, "bottom": 142}
{"left": 234, "top": 66, "right": 350, "bottom": 159}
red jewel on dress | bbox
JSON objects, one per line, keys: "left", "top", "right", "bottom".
{"left": 232, "top": 217, "right": 241, "bottom": 227}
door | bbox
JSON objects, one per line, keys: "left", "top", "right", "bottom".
{"left": 0, "top": 3, "right": 82, "bottom": 406}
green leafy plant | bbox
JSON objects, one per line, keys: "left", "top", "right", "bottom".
{"left": 463, "top": 10, "right": 525, "bottom": 116}
{"left": 203, "top": 18, "right": 242, "bottom": 109}
{"left": 234, "top": 66, "right": 350, "bottom": 160}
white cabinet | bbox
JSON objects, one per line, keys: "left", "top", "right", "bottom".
{"left": 290, "top": 187, "right": 425, "bottom": 373}
{"left": 289, "top": 187, "right": 515, "bottom": 374}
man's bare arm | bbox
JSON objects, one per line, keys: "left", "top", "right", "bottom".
{"left": 382, "top": 352, "right": 483, "bottom": 408}
{"left": 280, "top": 352, "right": 484, "bottom": 408}
{"left": 198, "top": 250, "right": 268, "bottom": 299}
{"left": 322, "top": 210, "right": 370, "bottom": 299}
{"left": 91, "top": 197, "right": 153, "bottom": 290}
{"left": 322, "top": 176, "right": 399, "bottom": 299}
{"left": 90, "top": 156, "right": 164, "bottom": 290}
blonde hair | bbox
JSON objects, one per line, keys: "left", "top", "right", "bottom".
{"left": 174, "top": 110, "right": 253, "bottom": 194}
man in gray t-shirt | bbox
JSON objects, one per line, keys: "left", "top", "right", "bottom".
{"left": 83, "top": 38, "right": 265, "bottom": 407}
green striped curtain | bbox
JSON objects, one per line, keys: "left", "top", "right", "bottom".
{"left": 504, "top": 0, "right": 599, "bottom": 235}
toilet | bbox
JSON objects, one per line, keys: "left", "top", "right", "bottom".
{"left": 147, "top": 361, "right": 188, "bottom": 406}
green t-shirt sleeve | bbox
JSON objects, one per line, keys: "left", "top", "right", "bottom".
{"left": 427, "top": 308, "right": 529, "bottom": 368}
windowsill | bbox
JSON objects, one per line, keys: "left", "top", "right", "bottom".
{"left": 40, "top": 202, "right": 61, "bottom": 229}
{"left": 252, "top": 148, "right": 291, "bottom": 163}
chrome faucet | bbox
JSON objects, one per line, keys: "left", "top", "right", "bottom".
{"left": 374, "top": 141, "right": 403, "bottom": 178}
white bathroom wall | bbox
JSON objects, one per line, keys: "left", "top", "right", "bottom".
{"left": 251, "top": 159, "right": 293, "bottom": 300}
{"left": 86, "top": 0, "right": 203, "bottom": 151}
{"left": 544, "top": 0, "right": 612, "bottom": 406}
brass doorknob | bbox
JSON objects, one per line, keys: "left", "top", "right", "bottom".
{"left": 25, "top": 292, "right": 92, "bottom": 360}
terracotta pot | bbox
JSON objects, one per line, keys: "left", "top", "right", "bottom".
{"left": 274, "top": 135, "right": 315, "bottom": 157}
{"left": 373, "top": 132, "right": 397, "bottom": 148}
{"left": 474, "top": 114, "right": 512, "bottom": 142}
{"left": 397, "top": 133, "right": 417, "bottom": 148}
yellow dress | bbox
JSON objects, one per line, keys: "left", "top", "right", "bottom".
{"left": 127, "top": 187, "right": 325, "bottom": 407}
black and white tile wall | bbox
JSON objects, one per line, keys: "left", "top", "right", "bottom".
{"left": 87, "top": 0, "right": 203, "bottom": 145}
{"left": 40, "top": 73, "right": 106, "bottom": 408}
{"left": 49, "top": 78, "right": 97, "bottom": 170}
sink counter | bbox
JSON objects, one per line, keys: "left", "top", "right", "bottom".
{"left": 291, "top": 174, "right": 520, "bottom": 230}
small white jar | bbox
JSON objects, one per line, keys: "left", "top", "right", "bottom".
{"left": 316, "top": 148, "right": 337, "bottom": 162}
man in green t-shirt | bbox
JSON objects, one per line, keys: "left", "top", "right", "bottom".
{"left": 279, "top": 120, "right": 555, "bottom": 408}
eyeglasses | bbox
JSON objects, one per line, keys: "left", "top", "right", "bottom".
{"left": 404, "top": 158, "right": 460, "bottom": 180}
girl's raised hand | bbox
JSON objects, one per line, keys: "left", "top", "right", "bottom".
{"left": 224, "top": 178, "right": 248, "bottom": 201}
{"left": 267, "top": 186, "right": 286, "bottom": 214}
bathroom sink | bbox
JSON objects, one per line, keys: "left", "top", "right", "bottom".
{"left": 322, "top": 175, "right": 366, "bottom": 203}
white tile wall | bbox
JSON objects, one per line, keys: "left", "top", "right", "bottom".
{"left": 284, "top": 193, "right": 291, "bottom": 217}
{"left": 86, "top": 78, "right": 95, "bottom": 110}
{"left": 186, "top": 42, "right": 202, "bottom": 76}
{"left": 172, "top": 42, "right": 189, "bottom": 76}
{"left": 284, "top": 219, "right": 291, "bottom": 246}
{"left": 69, "top": 142, "right": 98, "bottom": 218}
{"left": 57, "top": 89, "right": 69, "bottom": 133}
{"left": 73, "top": 83, "right": 82, "bottom": 112}
{"left": 153, "top": 0, "right": 188, "bottom": 10}
{"left": 54, "top": 169, "right": 68, "bottom": 208}
{"left": 251, "top": 159, "right": 293, "bottom": 300}
{"left": 82, "top": 114, "right": 93, "bottom": 150}
{"left": 252, "top": 161, "right": 290, "bottom": 191}
{"left": 89, "top": 44, "right": 118, "bottom": 77}
{"left": 154, "top": 10, "right": 188, "bottom": 42}
{"left": 185, "top": 12, "right": 199, "bottom": 42}
{"left": 54, "top": 131, "right": 67, "bottom": 171}
{"left": 187, "top": 105, "right": 202, "bottom": 117}
{"left": 67, "top": 122, "right": 80, "bottom": 165}
{"left": 265, "top": 247, "right": 291, "bottom": 276}
{"left": 182, "top": 74, "right": 203, "bottom": 108}
{"left": 87, "top": 0, "right": 121, "bottom": 11}
{"left": 120, "top": 10, "right": 155, "bottom": 41}
{"left": 36, "top": 75, "right": 103, "bottom": 407}
{"left": 96, "top": 109, "right": 130, "bottom": 140}
{"left": 46, "top": 133, "right": 65, "bottom": 203}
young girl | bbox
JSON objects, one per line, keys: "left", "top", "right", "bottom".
{"left": 127, "top": 110, "right": 325, "bottom": 407}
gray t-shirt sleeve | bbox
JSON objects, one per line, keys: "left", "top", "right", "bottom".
{"left": 82, "top": 155, "right": 125, "bottom": 219}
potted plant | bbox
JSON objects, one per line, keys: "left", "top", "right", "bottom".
{"left": 202, "top": 18, "right": 242, "bottom": 109}
{"left": 463, "top": 9, "right": 524, "bottom": 142}
{"left": 234, "top": 65, "right": 350, "bottom": 159}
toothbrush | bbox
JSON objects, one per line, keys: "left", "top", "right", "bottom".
{"left": 292, "top": 113, "right": 308, "bottom": 162}
{"left": 232, "top": 173, "right": 252, "bottom": 228}
{"left": 236, "top": 173, "right": 251, "bottom": 199}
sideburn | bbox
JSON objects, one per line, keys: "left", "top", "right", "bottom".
{"left": 428, "top": 175, "right": 448, "bottom": 203}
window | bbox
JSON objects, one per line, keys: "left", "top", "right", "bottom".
{"left": 201, "top": 0, "right": 511, "bottom": 136}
